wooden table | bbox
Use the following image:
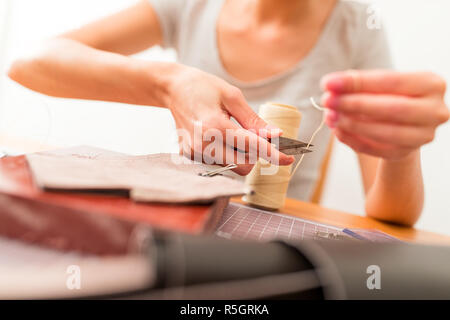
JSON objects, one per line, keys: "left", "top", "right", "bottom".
{"left": 3, "top": 132, "right": 450, "bottom": 246}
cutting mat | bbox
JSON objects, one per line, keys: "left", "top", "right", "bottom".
{"left": 215, "top": 203, "right": 399, "bottom": 242}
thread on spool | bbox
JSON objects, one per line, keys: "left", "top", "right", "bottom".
{"left": 243, "top": 103, "right": 301, "bottom": 210}
{"left": 243, "top": 98, "right": 326, "bottom": 210}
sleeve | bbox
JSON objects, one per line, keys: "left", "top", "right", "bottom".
{"left": 148, "top": 0, "right": 186, "bottom": 48}
{"left": 352, "top": 4, "right": 394, "bottom": 70}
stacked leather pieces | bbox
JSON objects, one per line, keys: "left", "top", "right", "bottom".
{"left": 26, "top": 146, "right": 247, "bottom": 204}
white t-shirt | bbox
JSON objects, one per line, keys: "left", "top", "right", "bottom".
{"left": 148, "top": 0, "right": 393, "bottom": 201}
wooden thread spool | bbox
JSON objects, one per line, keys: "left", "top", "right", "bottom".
{"left": 243, "top": 102, "right": 302, "bottom": 210}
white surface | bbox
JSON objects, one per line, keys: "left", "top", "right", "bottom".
{"left": 0, "top": 0, "right": 449, "bottom": 235}
{"left": 0, "top": 236, "right": 154, "bottom": 299}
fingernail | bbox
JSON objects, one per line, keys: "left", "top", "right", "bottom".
{"left": 263, "top": 124, "right": 283, "bottom": 137}
{"left": 322, "top": 92, "right": 340, "bottom": 110}
{"left": 321, "top": 75, "right": 345, "bottom": 92}
{"left": 325, "top": 109, "right": 338, "bottom": 129}
{"left": 279, "top": 155, "right": 295, "bottom": 166}
{"left": 265, "top": 124, "right": 282, "bottom": 131}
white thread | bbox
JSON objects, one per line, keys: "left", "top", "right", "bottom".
{"left": 243, "top": 98, "right": 326, "bottom": 210}
{"left": 310, "top": 96, "right": 325, "bottom": 111}
{"left": 290, "top": 97, "right": 326, "bottom": 177}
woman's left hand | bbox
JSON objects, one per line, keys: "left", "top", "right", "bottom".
{"left": 320, "top": 70, "right": 449, "bottom": 160}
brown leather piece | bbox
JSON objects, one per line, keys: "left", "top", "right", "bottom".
{"left": 26, "top": 146, "right": 247, "bottom": 204}
{"left": 0, "top": 147, "right": 232, "bottom": 255}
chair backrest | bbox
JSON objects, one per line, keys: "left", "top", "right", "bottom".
{"left": 310, "top": 136, "right": 334, "bottom": 204}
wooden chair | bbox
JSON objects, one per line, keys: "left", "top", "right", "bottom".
{"left": 310, "top": 136, "right": 334, "bottom": 204}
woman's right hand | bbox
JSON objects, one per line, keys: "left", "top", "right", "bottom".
{"left": 166, "top": 66, "right": 294, "bottom": 175}
{"left": 5, "top": 0, "right": 292, "bottom": 176}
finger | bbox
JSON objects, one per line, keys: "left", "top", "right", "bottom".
{"left": 222, "top": 87, "right": 283, "bottom": 138}
{"left": 219, "top": 145, "right": 255, "bottom": 175}
{"left": 322, "top": 92, "right": 448, "bottom": 126}
{"left": 183, "top": 141, "right": 255, "bottom": 175}
{"left": 232, "top": 164, "right": 255, "bottom": 176}
{"left": 222, "top": 120, "right": 294, "bottom": 166}
{"left": 183, "top": 119, "right": 294, "bottom": 166}
{"left": 334, "top": 128, "right": 412, "bottom": 160}
{"left": 333, "top": 113, "right": 435, "bottom": 148}
{"left": 321, "top": 70, "right": 447, "bottom": 97}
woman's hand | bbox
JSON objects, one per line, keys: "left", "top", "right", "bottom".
{"left": 321, "top": 70, "right": 449, "bottom": 161}
{"left": 167, "top": 66, "right": 294, "bottom": 175}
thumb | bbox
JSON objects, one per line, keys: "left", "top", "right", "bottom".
{"left": 222, "top": 88, "right": 282, "bottom": 138}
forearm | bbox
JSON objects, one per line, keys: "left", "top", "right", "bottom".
{"left": 7, "top": 38, "right": 178, "bottom": 108}
{"left": 365, "top": 150, "right": 424, "bottom": 226}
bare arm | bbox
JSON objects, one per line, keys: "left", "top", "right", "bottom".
{"left": 7, "top": 0, "right": 293, "bottom": 174}
{"left": 7, "top": 1, "right": 170, "bottom": 106}
{"left": 8, "top": 37, "right": 175, "bottom": 107}
{"left": 62, "top": 0, "right": 163, "bottom": 55}
{"left": 358, "top": 152, "right": 424, "bottom": 226}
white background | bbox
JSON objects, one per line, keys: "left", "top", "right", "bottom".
{"left": 1, "top": 0, "right": 449, "bottom": 235}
